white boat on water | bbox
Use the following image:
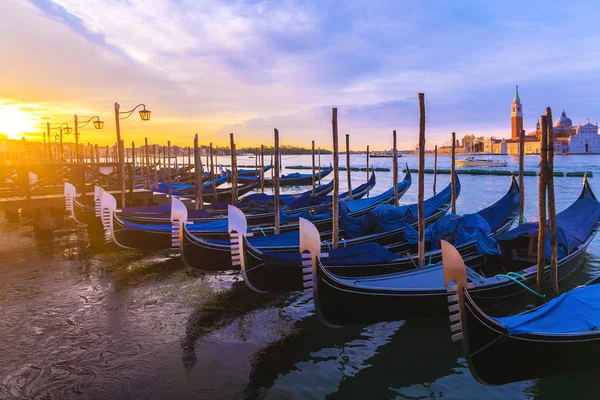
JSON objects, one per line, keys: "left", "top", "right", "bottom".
{"left": 371, "top": 150, "right": 405, "bottom": 158}
{"left": 456, "top": 156, "right": 507, "bottom": 167}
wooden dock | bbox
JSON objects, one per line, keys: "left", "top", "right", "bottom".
{"left": 0, "top": 188, "right": 162, "bottom": 212}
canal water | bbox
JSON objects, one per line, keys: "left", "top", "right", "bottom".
{"left": 1, "top": 154, "right": 600, "bottom": 399}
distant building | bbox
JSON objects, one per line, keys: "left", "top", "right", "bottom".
{"left": 485, "top": 87, "right": 600, "bottom": 154}
{"left": 511, "top": 86, "right": 523, "bottom": 141}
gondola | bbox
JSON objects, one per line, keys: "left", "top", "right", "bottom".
{"left": 240, "top": 176, "right": 517, "bottom": 293}
{"left": 118, "top": 179, "right": 338, "bottom": 226}
{"left": 238, "top": 166, "right": 333, "bottom": 186}
{"left": 180, "top": 171, "right": 412, "bottom": 270}
{"left": 300, "top": 176, "right": 600, "bottom": 326}
{"left": 151, "top": 170, "right": 230, "bottom": 196}
{"left": 103, "top": 173, "right": 378, "bottom": 250}
{"left": 64, "top": 183, "right": 105, "bottom": 227}
{"left": 443, "top": 242, "right": 600, "bottom": 385}
{"left": 185, "top": 178, "right": 260, "bottom": 204}
{"left": 237, "top": 164, "right": 272, "bottom": 176}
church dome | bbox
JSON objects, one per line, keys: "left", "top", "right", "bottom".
{"left": 554, "top": 110, "right": 572, "bottom": 129}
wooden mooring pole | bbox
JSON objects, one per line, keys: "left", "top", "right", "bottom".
{"left": 194, "top": 134, "right": 202, "bottom": 209}
{"left": 433, "top": 144, "right": 438, "bottom": 194}
{"left": 260, "top": 145, "right": 265, "bottom": 193}
{"left": 311, "top": 140, "right": 316, "bottom": 196}
{"left": 366, "top": 145, "right": 370, "bottom": 181}
{"left": 153, "top": 145, "right": 158, "bottom": 189}
{"left": 418, "top": 93, "right": 426, "bottom": 268}
{"left": 537, "top": 115, "right": 548, "bottom": 295}
{"left": 451, "top": 132, "right": 457, "bottom": 214}
{"left": 127, "top": 142, "right": 134, "bottom": 205}
{"left": 519, "top": 129, "right": 525, "bottom": 225}
{"left": 167, "top": 141, "right": 172, "bottom": 200}
{"left": 546, "top": 108, "right": 558, "bottom": 294}
{"left": 331, "top": 108, "right": 340, "bottom": 249}
{"left": 230, "top": 134, "right": 238, "bottom": 206}
{"left": 145, "top": 138, "right": 150, "bottom": 188}
{"left": 346, "top": 134, "right": 352, "bottom": 200}
{"left": 393, "top": 130, "right": 399, "bottom": 206}
{"left": 318, "top": 148, "right": 321, "bottom": 185}
{"left": 274, "top": 129, "right": 281, "bottom": 234}
{"left": 210, "top": 143, "right": 217, "bottom": 199}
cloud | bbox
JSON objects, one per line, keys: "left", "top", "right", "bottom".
{"left": 1, "top": 0, "right": 599, "bottom": 148}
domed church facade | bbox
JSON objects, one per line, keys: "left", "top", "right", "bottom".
{"left": 486, "top": 87, "right": 600, "bottom": 154}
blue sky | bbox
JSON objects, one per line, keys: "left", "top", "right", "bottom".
{"left": 2, "top": 0, "right": 600, "bottom": 148}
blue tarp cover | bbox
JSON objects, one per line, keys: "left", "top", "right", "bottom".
{"left": 343, "top": 175, "right": 412, "bottom": 214}
{"left": 186, "top": 219, "right": 232, "bottom": 233}
{"left": 261, "top": 242, "right": 396, "bottom": 267}
{"left": 121, "top": 204, "right": 171, "bottom": 214}
{"left": 476, "top": 185, "right": 520, "bottom": 230}
{"left": 279, "top": 209, "right": 332, "bottom": 224}
{"left": 495, "top": 284, "right": 600, "bottom": 335}
{"left": 248, "top": 230, "right": 300, "bottom": 248}
{"left": 150, "top": 173, "right": 228, "bottom": 195}
{"left": 123, "top": 218, "right": 232, "bottom": 232}
{"left": 120, "top": 205, "right": 213, "bottom": 219}
{"left": 405, "top": 213, "right": 491, "bottom": 250}
{"left": 341, "top": 180, "right": 456, "bottom": 238}
{"left": 238, "top": 165, "right": 272, "bottom": 174}
{"left": 496, "top": 193, "right": 600, "bottom": 258}
{"left": 122, "top": 220, "right": 173, "bottom": 231}
{"left": 239, "top": 181, "right": 332, "bottom": 207}
{"left": 281, "top": 167, "right": 332, "bottom": 180}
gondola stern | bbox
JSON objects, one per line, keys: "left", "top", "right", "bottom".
{"left": 441, "top": 240, "right": 476, "bottom": 343}
{"left": 100, "top": 191, "right": 117, "bottom": 233}
{"left": 171, "top": 197, "right": 188, "bottom": 248}
{"left": 63, "top": 182, "right": 85, "bottom": 225}
{"left": 94, "top": 186, "right": 105, "bottom": 217}
{"left": 228, "top": 205, "right": 251, "bottom": 272}
{"left": 298, "top": 218, "right": 338, "bottom": 327}
{"left": 580, "top": 173, "right": 597, "bottom": 200}
{"left": 64, "top": 182, "right": 76, "bottom": 212}
{"left": 509, "top": 174, "right": 519, "bottom": 194}
{"left": 404, "top": 163, "right": 411, "bottom": 183}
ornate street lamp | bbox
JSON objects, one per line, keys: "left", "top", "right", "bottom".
{"left": 113, "top": 102, "right": 151, "bottom": 207}
{"left": 75, "top": 115, "right": 104, "bottom": 162}
{"left": 50, "top": 122, "right": 71, "bottom": 161}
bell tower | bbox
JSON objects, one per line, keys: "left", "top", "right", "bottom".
{"left": 511, "top": 85, "right": 523, "bottom": 140}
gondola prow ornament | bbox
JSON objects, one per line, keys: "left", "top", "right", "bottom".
{"left": 170, "top": 197, "right": 188, "bottom": 248}
{"left": 442, "top": 240, "right": 476, "bottom": 342}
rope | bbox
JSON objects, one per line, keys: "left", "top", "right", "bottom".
{"left": 408, "top": 252, "right": 419, "bottom": 269}
{"left": 495, "top": 273, "right": 546, "bottom": 298}
{"left": 258, "top": 227, "right": 266, "bottom": 236}
{"left": 341, "top": 238, "right": 347, "bottom": 248}
{"left": 465, "top": 332, "right": 506, "bottom": 359}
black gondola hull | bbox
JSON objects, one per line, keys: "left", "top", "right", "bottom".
{"left": 314, "top": 238, "right": 590, "bottom": 326}
{"left": 181, "top": 226, "right": 233, "bottom": 270}
{"left": 462, "top": 285, "right": 600, "bottom": 385}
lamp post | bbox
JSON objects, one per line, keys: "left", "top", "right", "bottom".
{"left": 74, "top": 115, "right": 104, "bottom": 162}
{"left": 46, "top": 122, "right": 51, "bottom": 161}
{"left": 50, "top": 123, "right": 71, "bottom": 161}
{"left": 114, "top": 102, "right": 151, "bottom": 207}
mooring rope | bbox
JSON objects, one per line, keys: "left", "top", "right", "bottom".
{"left": 495, "top": 272, "right": 546, "bottom": 298}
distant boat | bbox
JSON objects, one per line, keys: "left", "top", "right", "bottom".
{"left": 456, "top": 157, "right": 507, "bottom": 167}
{"left": 237, "top": 152, "right": 254, "bottom": 157}
{"left": 371, "top": 150, "right": 405, "bottom": 158}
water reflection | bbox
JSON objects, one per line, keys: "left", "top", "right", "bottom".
{"left": 1, "top": 154, "right": 600, "bottom": 399}
{"left": 182, "top": 279, "right": 288, "bottom": 371}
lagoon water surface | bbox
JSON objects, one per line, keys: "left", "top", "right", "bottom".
{"left": 1, "top": 154, "right": 600, "bottom": 399}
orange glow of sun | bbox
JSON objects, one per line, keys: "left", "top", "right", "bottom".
{"left": 0, "top": 104, "right": 37, "bottom": 139}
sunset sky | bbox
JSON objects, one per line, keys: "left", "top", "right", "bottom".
{"left": 2, "top": 0, "right": 600, "bottom": 150}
